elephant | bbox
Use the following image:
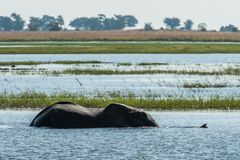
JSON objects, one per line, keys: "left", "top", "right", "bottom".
{"left": 30, "top": 102, "right": 159, "bottom": 128}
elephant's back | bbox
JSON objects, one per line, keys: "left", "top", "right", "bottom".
{"left": 54, "top": 103, "right": 95, "bottom": 116}
{"left": 30, "top": 102, "right": 97, "bottom": 127}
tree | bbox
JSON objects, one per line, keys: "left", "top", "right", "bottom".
{"left": 103, "top": 15, "right": 137, "bottom": 30}
{"left": 11, "top": 13, "right": 25, "bottom": 31}
{"left": 220, "top": 24, "right": 238, "bottom": 32}
{"left": 0, "top": 13, "right": 25, "bottom": 31}
{"left": 144, "top": 23, "right": 153, "bottom": 31}
{"left": 112, "top": 15, "right": 127, "bottom": 30}
{"left": 184, "top": 19, "right": 193, "bottom": 31}
{"left": 123, "top": 15, "right": 138, "bottom": 27}
{"left": 56, "top": 15, "right": 64, "bottom": 26}
{"left": 198, "top": 23, "right": 207, "bottom": 32}
{"left": 88, "top": 17, "right": 103, "bottom": 30}
{"left": 28, "top": 15, "right": 64, "bottom": 31}
{"left": 0, "top": 16, "right": 13, "bottom": 31}
{"left": 69, "top": 17, "right": 87, "bottom": 30}
{"left": 47, "top": 22, "right": 62, "bottom": 31}
{"left": 69, "top": 17, "right": 102, "bottom": 31}
{"left": 69, "top": 14, "right": 138, "bottom": 31}
{"left": 102, "top": 17, "right": 115, "bottom": 30}
{"left": 47, "top": 15, "right": 65, "bottom": 31}
{"left": 28, "top": 17, "right": 44, "bottom": 31}
{"left": 41, "top": 15, "right": 57, "bottom": 30}
{"left": 163, "top": 17, "right": 180, "bottom": 29}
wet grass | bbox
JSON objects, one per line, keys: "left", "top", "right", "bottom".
{"left": 1, "top": 43, "right": 240, "bottom": 54}
{"left": 0, "top": 61, "right": 168, "bottom": 66}
{"left": 183, "top": 83, "right": 228, "bottom": 88}
{"left": 224, "top": 68, "right": 240, "bottom": 75}
{"left": 1, "top": 67, "right": 240, "bottom": 76}
{"left": 0, "top": 92, "right": 239, "bottom": 110}
{"left": 117, "top": 62, "right": 132, "bottom": 66}
{"left": 0, "top": 60, "right": 104, "bottom": 66}
{"left": 58, "top": 67, "right": 240, "bottom": 75}
{"left": 138, "top": 62, "right": 168, "bottom": 65}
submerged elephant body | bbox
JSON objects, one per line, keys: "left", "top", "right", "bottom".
{"left": 30, "top": 102, "right": 159, "bottom": 128}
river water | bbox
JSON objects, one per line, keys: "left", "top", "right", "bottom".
{"left": 0, "top": 110, "right": 240, "bottom": 159}
{"left": 1, "top": 54, "right": 240, "bottom": 159}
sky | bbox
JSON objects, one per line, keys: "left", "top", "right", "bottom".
{"left": 0, "top": 0, "right": 239, "bottom": 30}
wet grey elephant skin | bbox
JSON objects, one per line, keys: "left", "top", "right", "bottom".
{"left": 30, "top": 102, "right": 159, "bottom": 128}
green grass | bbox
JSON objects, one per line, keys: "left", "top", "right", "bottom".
{"left": 58, "top": 67, "right": 240, "bottom": 75}
{"left": 138, "top": 62, "right": 168, "bottom": 65}
{"left": 116, "top": 62, "right": 132, "bottom": 66}
{"left": 224, "top": 68, "right": 240, "bottom": 75}
{"left": 1, "top": 43, "right": 240, "bottom": 54}
{"left": 0, "top": 92, "right": 239, "bottom": 110}
{"left": 183, "top": 83, "right": 228, "bottom": 88}
{"left": 0, "top": 61, "right": 166, "bottom": 66}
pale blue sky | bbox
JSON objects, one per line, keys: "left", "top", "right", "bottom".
{"left": 0, "top": 0, "right": 238, "bottom": 30}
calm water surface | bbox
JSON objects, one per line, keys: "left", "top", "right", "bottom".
{"left": 0, "top": 110, "right": 240, "bottom": 159}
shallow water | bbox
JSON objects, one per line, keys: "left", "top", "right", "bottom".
{"left": 0, "top": 110, "right": 240, "bottom": 159}
{"left": 0, "top": 54, "right": 240, "bottom": 99}
{"left": 0, "top": 63, "right": 238, "bottom": 74}
{"left": 1, "top": 74, "right": 240, "bottom": 99}
{"left": 1, "top": 54, "right": 240, "bottom": 64}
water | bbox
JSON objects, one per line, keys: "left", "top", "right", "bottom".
{"left": 0, "top": 54, "right": 240, "bottom": 64}
{"left": 1, "top": 53, "right": 239, "bottom": 159}
{"left": 0, "top": 63, "right": 238, "bottom": 73}
{"left": 0, "top": 110, "right": 240, "bottom": 159}
{"left": 1, "top": 74, "right": 240, "bottom": 99}
{"left": 0, "top": 54, "right": 240, "bottom": 99}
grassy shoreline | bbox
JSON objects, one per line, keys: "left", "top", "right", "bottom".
{"left": 1, "top": 43, "right": 240, "bottom": 54}
{"left": 0, "top": 92, "right": 240, "bottom": 110}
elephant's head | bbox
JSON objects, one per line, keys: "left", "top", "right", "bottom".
{"left": 100, "top": 103, "right": 159, "bottom": 128}
{"left": 129, "top": 109, "right": 159, "bottom": 127}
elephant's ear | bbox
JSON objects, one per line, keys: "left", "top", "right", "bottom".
{"left": 130, "top": 111, "right": 149, "bottom": 121}
{"left": 129, "top": 110, "right": 143, "bottom": 117}
{"left": 129, "top": 110, "right": 137, "bottom": 116}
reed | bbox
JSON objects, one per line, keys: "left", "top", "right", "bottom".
{"left": 183, "top": 83, "right": 228, "bottom": 88}
{"left": 0, "top": 92, "right": 239, "bottom": 110}
{"left": 1, "top": 67, "right": 240, "bottom": 76}
{"left": 58, "top": 68, "right": 240, "bottom": 76}
{"left": 1, "top": 31, "right": 240, "bottom": 42}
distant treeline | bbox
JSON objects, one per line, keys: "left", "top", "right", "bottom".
{"left": 0, "top": 13, "right": 238, "bottom": 32}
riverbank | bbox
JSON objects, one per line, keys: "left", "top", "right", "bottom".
{"left": 1, "top": 92, "right": 239, "bottom": 110}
